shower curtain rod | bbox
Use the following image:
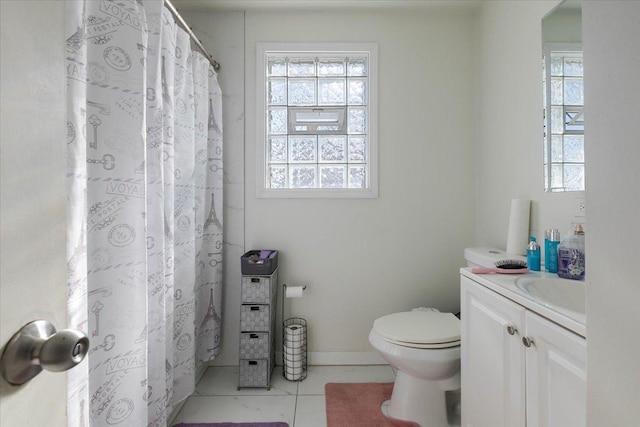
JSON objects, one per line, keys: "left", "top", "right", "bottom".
{"left": 165, "top": 0, "right": 221, "bottom": 71}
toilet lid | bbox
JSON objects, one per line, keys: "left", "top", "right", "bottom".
{"left": 373, "top": 312, "right": 460, "bottom": 345}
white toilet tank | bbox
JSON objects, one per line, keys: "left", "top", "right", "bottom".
{"left": 464, "top": 247, "right": 527, "bottom": 268}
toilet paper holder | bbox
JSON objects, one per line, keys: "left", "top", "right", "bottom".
{"left": 282, "top": 284, "right": 308, "bottom": 382}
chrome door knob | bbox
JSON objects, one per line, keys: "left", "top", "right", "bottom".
{"left": 506, "top": 325, "right": 518, "bottom": 336}
{"left": 39, "top": 328, "right": 89, "bottom": 372}
{"left": 0, "top": 320, "right": 89, "bottom": 385}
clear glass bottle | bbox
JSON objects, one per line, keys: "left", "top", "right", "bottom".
{"left": 557, "top": 225, "right": 585, "bottom": 280}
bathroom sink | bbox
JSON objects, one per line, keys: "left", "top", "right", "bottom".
{"left": 515, "top": 277, "right": 585, "bottom": 315}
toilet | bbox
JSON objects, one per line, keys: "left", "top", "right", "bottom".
{"left": 369, "top": 310, "right": 461, "bottom": 426}
{"left": 368, "top": 247, "right": 520, "bottom": 426}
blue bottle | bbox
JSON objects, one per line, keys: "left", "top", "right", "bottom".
{"left": 544, "top": 230, "right": 551, "bottom": 271}
{"left": 527, "top": 236, "right": 541, "bottom": 271}
{"left": 547, "top": 229, "right": 560, "bottom": 273}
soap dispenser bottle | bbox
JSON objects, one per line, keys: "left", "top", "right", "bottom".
{"left": 546, "top": 229, "right": 560, "bottom": 273}
{"left": 527, "top": 236, "right": 541, "bottom": 271}
{"left": 557, "top": 225, "right": 586, "bottom": 280}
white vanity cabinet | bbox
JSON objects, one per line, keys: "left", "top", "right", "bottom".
{"left": 461, "top": 275, "right": 586, "bottom": 427}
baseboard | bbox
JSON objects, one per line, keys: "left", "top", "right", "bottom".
{"left": 274, "top": 350, "right": 387, "bottom": 366}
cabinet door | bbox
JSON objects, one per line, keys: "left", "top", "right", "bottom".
{"left": 524, "top": 311, "right": 586, "bottom": 427}
{"left": 461, "top": 277, "right": 526, "bottom": 427}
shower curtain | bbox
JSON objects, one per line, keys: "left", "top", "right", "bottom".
{"left": 65, "top": 1, "right": 223, "bottom": 425}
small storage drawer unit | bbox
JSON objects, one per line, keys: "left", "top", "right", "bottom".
{"left": 240, "top": 304, "right": 272, "bottom": 331}
{"left": 241, "top": 276, "right": 275, "bottom": 304}
{"left": 239, "top": 332, "right": 271, "bottom": 359}
{"left": 239, "top": 358, "right": 271, "bottom": 388}
{"left": 238, "top": 268, "right": 277, "bottom": 390}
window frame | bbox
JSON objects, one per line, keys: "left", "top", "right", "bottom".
{"left": 256, "top": 42, "right": 379, "bottom": 198}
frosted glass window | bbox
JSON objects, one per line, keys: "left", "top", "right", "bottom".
{"left": 270, "top": 166, "right": 287, "bottom": 188}
{"left": 288, "top": 79, "right": 316, "bottom": 105}
{"left": 318, "top": 79, "right": 346, "bottom": 105}
{"left": 348, "top": 58, "right": 367, "bottom": 76}
{"left": 563, "top": 78, "right": 583, "bottom": 106}
{"left": 268, "top": 58, "right": 286, "bottom": 76}
{"left": 564, "top": 135, "right": 584, "bottom": 162}
{"left": 258, "top": 43, "right": 377, "bottom": 196}
{"left": 268, "top": 108, "right": 287, "bottom": 135}
{"left": 348, "top": 136, "right": 366, "bottom": 162}
{"left": 551, "top": 164, "right": 564, "bottom": 189}
{"left": 551, "top": 135, "right": 563, "bottom": 162}
{"left": 348, "top": 107, "right": 366, "bottom": 134}
{"left": 564, "top": 164, "right": 584, "bottom": 191}
{"left": 320, "top": 165, "right": 347, "bottom": 188}
{"left": 319, "top": 136, "right": 346, "bottom": 162}
{"left": 290, "top": 166, "right": 316, "bottom": 188}
{"left": 550, "top": 56, "right": 563, "bottom": 76}
{"left": 318, "top": 59, "right": 346, "bottom": 76}
{"left": 551, "top": 78, "right": 563, "bottom": 105}
{"left": 550, "top": 107, "right": 564, "bottom": 134}
{"left": 543, "top": 47, "right": 584, "bottom": 192}
{"left": 288, "top": 58, "right": 315, "bottom": 76}
{"left": 269, "top": 137, "right": 287, "bottom": 163}
{"left": 348, "top": 166, "right": 366, "bottom": 188}
{"left": 564, "top": 57, "right": 583, "bottom": 77}
{"left": 268, "top": 78, "right": 287, "bottom": 105}
{"left": 348, "top": 79, "right": 367, "bottom": 105}
{"left": 289, "top": 136, "right": 317, "bottom": 163}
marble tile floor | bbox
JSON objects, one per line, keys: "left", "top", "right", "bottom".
{"left": 171, "top": 364, "right": 396, "bottom": 427}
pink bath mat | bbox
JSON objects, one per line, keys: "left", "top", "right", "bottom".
{"left": 325, "top": 382, "right": 419, "bottom": 427}
{"left": 173, "top": 423, "right": 288, "bottom": 427}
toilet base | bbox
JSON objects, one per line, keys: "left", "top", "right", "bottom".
{"left": 388, "top": 371, "right": 459, "bottom": 427}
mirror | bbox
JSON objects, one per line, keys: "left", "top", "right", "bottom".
{"left": 542, "top": 0, "right": 583, "bottom": 192}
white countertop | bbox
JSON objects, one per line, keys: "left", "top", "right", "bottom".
{"left": 460, "top": 268, "right": 586, "bottom": 338}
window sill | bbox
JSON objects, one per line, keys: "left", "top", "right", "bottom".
{"left": 256, "top": 187, "right": 378, "bottom": 199}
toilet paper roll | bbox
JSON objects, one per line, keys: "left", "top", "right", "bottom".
{"left": 284, "top": 324, "right": 304, "bottom": 349}
{"left": 285, "top": 368, "right": 303, "bottom": 381}
{"left": 283, "top": 345, "right": 303, "bottom": 362}
{"left": 286, "top": 364, "right": 303, "bottom": 374}
{"left": 285, "top": 359, "right": 304, "bottom": 370}
{"left": 506, "top": 199, "right": 531, "bottom": 256}
{"left": 285, "top": 286, "right": 305, "bottom": 298}
{"left": 283, "top": 343, "right": 302, "bottom": 354}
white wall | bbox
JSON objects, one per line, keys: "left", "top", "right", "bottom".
{"left": 473, "top": 0, "right": 587, "bottom": 251}
{"left": 186, "top": 0, "right": 590, "bottom": 366}
{"left": 244, "top": 9, "right": 476, "bottom": 360}
{"left": 184, "top": 8, "right": 478, "bottom": 363}
{"left": 542, "top": 6, "right": 582, "bottom": 44}
{"left": 0, "top": 1, "right": 67, "bottom": 425}
{"left": 583, "top": 2, "right": 640, "bottom": 425}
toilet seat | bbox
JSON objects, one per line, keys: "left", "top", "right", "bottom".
{"left": 373, "top": 312, "right": 460, "bottom": 349}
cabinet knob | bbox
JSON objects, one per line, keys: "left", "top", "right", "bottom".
{"left": 522, "top": 336, "right": 535, "bottom": 348}
{"left": 506, "top": 325, "right": 518, "bottom": 336}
